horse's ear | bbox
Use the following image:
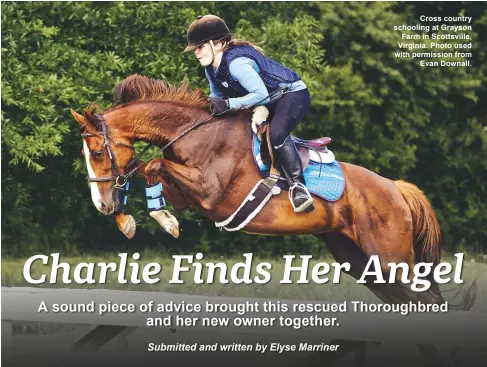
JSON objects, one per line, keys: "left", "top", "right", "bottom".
{"left": 70, "top": 109, "right": 87, "bottom": 126}
{"left": 70, "top": 108, "right": 97, "bottom": 133}
{"left": 83, "top": 109, "right": 96, "bottom": 124}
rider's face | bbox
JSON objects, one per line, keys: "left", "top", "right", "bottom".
{"left": 194, "top": 43, "right": 213, "bottom": 66}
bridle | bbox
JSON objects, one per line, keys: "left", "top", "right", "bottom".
{"left": 81, "top": 114, "right": 136, "bottom": 188}
{"left": 80, "top": 112, "right": 216, "bottom": 189}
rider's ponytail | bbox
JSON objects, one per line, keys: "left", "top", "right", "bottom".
{"left": 223, "top": 39, "right": 265, "bottom": 54}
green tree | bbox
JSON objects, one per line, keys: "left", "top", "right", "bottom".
{"left": 2, "top": 1, "right": 486, "bottom": 256}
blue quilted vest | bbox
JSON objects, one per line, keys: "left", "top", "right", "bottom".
{"left": 206, "top": 45, "right": 301, "bottom": 100}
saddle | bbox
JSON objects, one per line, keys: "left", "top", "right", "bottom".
{"left": 259, "top": 134, "right": 332, "bottom": 171}
{"left": 214, "top": 116, "right": 341, "bottom": 232}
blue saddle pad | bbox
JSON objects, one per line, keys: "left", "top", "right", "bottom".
{"left": 252, "top": 134, "right": 345, "bottom": 202}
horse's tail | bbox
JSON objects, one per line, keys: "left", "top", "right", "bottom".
{"left": 393, "top": 180, "right": 441, "bottom": 264}
{"left": 393, "top": 179, "right": 477, "bottom": 311}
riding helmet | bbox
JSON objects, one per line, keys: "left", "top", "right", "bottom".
{"left": 184, "top": 15, "right": 232, "bottom": 52}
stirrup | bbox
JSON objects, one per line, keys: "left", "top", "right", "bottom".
{"left": 288, "top": 182, "right": 314, "bottom": 213}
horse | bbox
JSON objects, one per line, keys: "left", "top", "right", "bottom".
{"left": 71, "top": 73, "right": 476, "bottom": 363}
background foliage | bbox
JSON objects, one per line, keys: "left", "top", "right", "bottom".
{"left": 2, "top": 1, "right": 486, "bottom": 257}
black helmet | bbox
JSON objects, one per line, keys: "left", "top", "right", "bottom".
{"left": 184, "top": 15, "right": 232, "bottom": 52}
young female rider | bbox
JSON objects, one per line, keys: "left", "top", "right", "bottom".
{"left": 184, "top": 15, "right": 314, "bottom": 213}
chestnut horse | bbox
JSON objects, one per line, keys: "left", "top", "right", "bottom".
{"left": 71, "top": 74, "right": 475, "bottom": 361}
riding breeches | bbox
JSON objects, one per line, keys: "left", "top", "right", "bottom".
{"left": 268, "top": 88, "right": 311, "bottom": 148}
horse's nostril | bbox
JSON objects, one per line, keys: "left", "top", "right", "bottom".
{"left": 100, "top": 202, "right": 107, "bottom": 212}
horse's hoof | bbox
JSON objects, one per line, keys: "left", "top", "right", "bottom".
{"left": 114, "top": 213, "right": 136, "bottom": 239}
{"left": 150, "top": 210, "right": 180, "bottom": 238}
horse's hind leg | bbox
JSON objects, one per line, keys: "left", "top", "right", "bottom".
{"left": 318, "top": 233, "right": 400, "bottom": 303}
{"left": 308, "top": 233, "right": 382, "bottom": 366}
{"left": 316, "top": 233, "right": 441, "bottom": 366}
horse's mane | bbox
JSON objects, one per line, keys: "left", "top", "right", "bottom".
{"left": 82, "top": 74, "right": 209, "bottom": 127}
{"left": 111, "top": 74, "right": 209, "bottom": 108}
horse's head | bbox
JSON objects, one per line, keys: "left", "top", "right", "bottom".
{"left": 71, "top": 108, "right": 135, "bottom": 215}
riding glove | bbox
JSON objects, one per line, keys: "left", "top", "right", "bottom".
{"left": 210, "top": 98, "right": 231, "bottom": 115}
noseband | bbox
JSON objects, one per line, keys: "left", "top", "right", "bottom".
{"left": 80, "top": 114, "right": 135, "bottom": 188}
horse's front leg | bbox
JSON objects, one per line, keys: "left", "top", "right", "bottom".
{"left": 144, "top": 161, "right": 192, "bottom": 238}
{"left": 113, "top": 159, "right": 190, "bottom": 239}
{"left": 114, "top": 212, "right": 137, "bottom": 239}
{"left": 143, "top": 166, "right": 191, "bottom": 212}
{"left": 145, "top": 158, "right": 223, "bottom": 212}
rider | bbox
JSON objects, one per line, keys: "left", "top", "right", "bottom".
{"left": 184, "top": 15, "right": 314, "bottom": 213}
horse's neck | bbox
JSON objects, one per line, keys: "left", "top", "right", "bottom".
{"left": 125, "top": 103, "right": 254, "bottom": 216}
{"left": 117, "top": 102, "right": 246, "bottom": 167}
{"left": 114, "top": 102, "right": 201, "bottom": 146}
{"left": 171, "top": 114, "right": 247, "bottom": 167}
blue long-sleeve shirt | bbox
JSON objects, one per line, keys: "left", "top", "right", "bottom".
{"left": 205, "top": 57, "right": 306, "bottom": 110}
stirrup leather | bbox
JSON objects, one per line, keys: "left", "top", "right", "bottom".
{"left": 288, "top": 182, "right": 314, "bottom": 212}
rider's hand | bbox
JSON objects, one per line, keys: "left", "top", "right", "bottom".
{"left": 210, "top": 98, "right": 231, "bottom": 115}
{"left": 251, "top": 106, "right": 269, "bottom": 137}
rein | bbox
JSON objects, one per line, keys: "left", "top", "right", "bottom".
{"left": 80, "top": 112, "right": 216, "bottom": 188}
{"left": 80, "top": 84, "right": 293, "bottom": 187}
{"left": 116, "top": 112, "right": 216, "bottom": 185}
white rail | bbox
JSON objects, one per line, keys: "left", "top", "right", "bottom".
{"left": 2, "top": 286, "right": 485, "bottom": 353}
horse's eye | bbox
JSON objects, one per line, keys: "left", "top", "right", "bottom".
{"left": 92, "top": 150, "right": 103, "bottom": 160}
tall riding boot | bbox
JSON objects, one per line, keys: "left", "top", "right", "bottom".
{"left": 273, "top": 136, "right": 314, "bottom": 213}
